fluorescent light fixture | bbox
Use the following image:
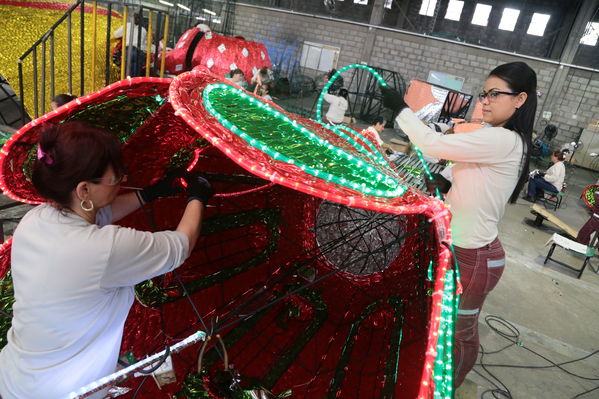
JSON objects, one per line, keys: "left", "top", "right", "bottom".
{"left": 212, "top": 17, "right": 222, "bottom": 24}
{"left": 580, "top": 21, "right": 599, "bottom": 46}
{"left": 159, "top": 0, "right": 174, "bottom": 6}
{"left": 471, "top": 3, "right": 492, "bottom": 27}
{"left": 527, "top": 13, "right": 550, "bottom": 36}
{"left": 419, "top": 0, "right": 437, "bottom": 17}
{"left": 384, "top": 0, "right": 392, "bottom": 8}
{"left": 177, "top": 3, "right": 190, "bottom": 11}
{"left": 498, "top": 8, "right": 520, "bottom": 31}
{"left": 444, "top": 0, "right": 464, "bottom": 21}
{"left": 195, "top": 16, "right": 206, "bottom": 21}
{"left": 203, "top": 8, "right": 216, "bottom": 15}
{"left": 354, "top": 0, "right": 368, "bottom": 4}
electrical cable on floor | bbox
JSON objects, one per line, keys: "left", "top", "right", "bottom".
{"left": 474, "top": 315, "right": 599, "bottom": 399}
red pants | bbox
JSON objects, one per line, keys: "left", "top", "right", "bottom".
{"left": 577, "top": 214, "right": 599, "bottom": 245}
{"left": 453, "top": 238, "right": 505, "bottom": 387}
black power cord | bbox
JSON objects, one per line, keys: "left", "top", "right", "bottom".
{"left": 474, "top": 315, "right": 599, "bottom": 399}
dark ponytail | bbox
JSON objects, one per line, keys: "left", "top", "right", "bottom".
{"left": 488, "top": 62, "right": 537, "bottom": 203}
{"left": 553, "top": 150, "right": 565, "bottom": 161}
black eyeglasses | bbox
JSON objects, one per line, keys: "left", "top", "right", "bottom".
{"left": 478, "top": 90, "right": 520, "bottom": 102}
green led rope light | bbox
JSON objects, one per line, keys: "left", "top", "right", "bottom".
{"left": 202, "top": 83, "right": 406, "bottom": 197}
{"left": 432, "top": 269, "right": 458, "bottom": 399}
{"left": 413, "top": 146, "right": 442, "bottom": 200}
{"left": 330, "top": 124, "right": 389, "bottom": 166}
{"left": 315, "top": 64, "right": 388, "bottom": 124}
{"left": 314, "top": 64, "right": 443, "bottom": 199}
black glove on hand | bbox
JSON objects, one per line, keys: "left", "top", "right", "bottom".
{"left": 380, "top": 86, "right": 408, "bottom": 114}
{"left": 183, "top": 173, "right": 214, "bottom": 205}
{"left": 140, "top": 172, "right": 184, "bottom": 203}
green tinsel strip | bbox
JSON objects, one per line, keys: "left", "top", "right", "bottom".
{"left": 135, "top": 208, "right": 281, "bottom": 307}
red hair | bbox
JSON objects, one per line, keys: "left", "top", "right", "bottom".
{"left": 32, "top": 122, "right": 124, "bottom": 208}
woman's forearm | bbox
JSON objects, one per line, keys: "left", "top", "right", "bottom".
{"left": 176, "top": 200, "right": 204, "bottom": 256}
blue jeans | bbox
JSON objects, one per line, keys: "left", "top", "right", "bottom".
{"left": 527, "top": 176, "right": 557, "bottom": 198}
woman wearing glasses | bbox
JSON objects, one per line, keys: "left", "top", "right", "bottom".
{"left": 0, "top": 122, "right": 213, "bottom": 398}
{"left": 383, "top": 62, "right": 536, "bottom": 387}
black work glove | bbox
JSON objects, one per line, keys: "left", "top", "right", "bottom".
{"left": 380, "top": 86, "right": 409, "bottom": 114}
{"left": 182, "top": 173, "right": 214, "bottom": 205}
{"left": 140, "top": 172, "right": 183, "bottom": 203}
{"left": 538, "top": 172, "right": 546, "bottom": 178}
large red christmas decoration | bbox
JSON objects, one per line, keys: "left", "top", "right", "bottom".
{"left": 165, "top": 27, "right": 271, "bottom": 80}
{"left": 0, "top": 70, "right": 456, "bottom": 398}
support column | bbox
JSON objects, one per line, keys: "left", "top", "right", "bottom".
{"left": 360, "top": 0, "right": 385, "bottom": 64}
{"left": 540, "top": 0, "right": 599, "bottom": 121}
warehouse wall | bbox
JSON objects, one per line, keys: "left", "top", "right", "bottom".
{"left": 232, "top": 3, "right": 599, "bottom": 143}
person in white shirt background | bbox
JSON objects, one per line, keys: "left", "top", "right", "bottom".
{"left": 0, "top": 121, "right": 214, "bottom": 398}
{"left": 226, "top": 68, "right": 248, "bottom": 90}
{"left": 383, "top": 61, "right": 537, "bottom": 388}
{"left": 362, "top": 116, "right": 395, "bottom": 153}
{"left": 522, "top": 150, "right": 566, "bottom": 202}
{"left": 324, "top": 88, "right": 349, "bottom": 125}
{"left": 113, "top": 13, "right": 147, "bottom": 77}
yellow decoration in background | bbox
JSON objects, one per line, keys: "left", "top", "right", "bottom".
{"left": 0, "top": 0, "right": 121, "bottom": 119}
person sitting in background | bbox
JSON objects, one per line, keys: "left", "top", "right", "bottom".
{"left": 323, "top": 88, "right": 349, "bottom": 125}
{"left": 362, "top": 116, "right": 393, "bottom": 153}
{"left": 51, "top": 94, "right": 77, "bottom": 110}
{"left": 523, "top": 150, "right": 565, "bottom": 202}
{"left": 0, "top": 121, "right": 213, "bottom": 398}
{"left": 257, "top": 84, "right": 274, "bottom": 102}
{"left": 226, "top": 69, "right": 247, "bottom": 89}
{"left": 251, "top": 67, "right": 274, "bottom": 91}
{"left": 325, "top": 68, "right": 344, "bottom": 95}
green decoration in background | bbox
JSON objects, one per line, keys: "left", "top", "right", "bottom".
{"left": 63, "top": 94, "right": 166, "bottom": 142}
{"left": 202, "top": 83, "right": 406, "bottom": 198}
{"left": 314, "top": 64, "right": 388, "bottom": 125}
{"left": 0, "top": 271, "right": 14, "bottom": 350}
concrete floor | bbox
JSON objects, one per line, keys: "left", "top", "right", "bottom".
{"left": 455, "top": 162, "right": 599, "bottom": 399}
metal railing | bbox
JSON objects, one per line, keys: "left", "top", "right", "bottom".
{"left": 17, "top": 0, "right": 174, "bottom": 124}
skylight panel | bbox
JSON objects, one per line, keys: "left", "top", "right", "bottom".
{"left": 419, "top": 0, "right": 437, "bottom": 17}
{"left": 498, "top": 8, "right": 520, "bottom": 31}
{"left": 527, "top": 13, "right": 551, "bottom": 36}
{"left": 471, "top": 3, "right": 492, "bottom": 27}
{"left": 445, "top": 0, "right": 464, "bottom": 21}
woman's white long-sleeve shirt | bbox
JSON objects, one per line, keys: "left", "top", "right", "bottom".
{"left": 396, "top": 108, "right": 524, "bottom": 249}
{"left": 544, "top": 161, "right": 565, "bottom": 191}
{"left": 0, "top": 204, "right": 189, "bottom": 398}
{"left": 324, "top": 94, "right": 348, "bottom": 124}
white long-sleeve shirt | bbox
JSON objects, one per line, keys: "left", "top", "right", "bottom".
{"left": 396, "top": 108, "right": 524, "bottom": 249}
{"left": 544, "top": 161, "right": 565, "bottom": 191}
{"left": 324, "top": 94, "right": 348, "bottom": 124}
{"left": 114, "top": 23, "right": 147, "bottom": 49}
{"left": 0, "top": 204, "right": 188, "bottom": 398}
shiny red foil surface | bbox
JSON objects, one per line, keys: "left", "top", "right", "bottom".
{"left": 0, "top": 74, "right": 453, "bottom": 399}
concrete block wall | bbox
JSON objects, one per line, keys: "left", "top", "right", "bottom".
{"left": 232, "top": 4, "right": 598, "bottom": 145}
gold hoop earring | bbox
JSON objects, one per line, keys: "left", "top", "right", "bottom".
{"left": 80, "top": 199, "right": 94, "bottom": 212}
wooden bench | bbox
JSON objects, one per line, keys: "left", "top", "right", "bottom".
{"left": 530, "top": 204, "right": 578, "bottom": 238}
